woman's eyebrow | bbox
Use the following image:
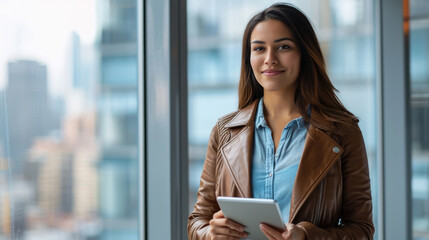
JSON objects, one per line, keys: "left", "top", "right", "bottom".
{"left": 251, "top": 40, "right": 265, "bottom": 44}
{"left": 251, "top": 37, "right": 294, "bottom": 44}
{"left": 274, "top": 37, "right": 294, "bottom": 43}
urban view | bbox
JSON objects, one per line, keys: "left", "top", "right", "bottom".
{"left": 0, "top": 0, "right": 139, "bottom": 239}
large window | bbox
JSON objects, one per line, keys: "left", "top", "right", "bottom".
{"left": 410, "top": 0, "right": 429, "bottom": 239}
{"left": 187, "top": 0, "right": 378, "bottom": 239}
{"left": 0, "top": 0, "right": 141, "bottom": 239}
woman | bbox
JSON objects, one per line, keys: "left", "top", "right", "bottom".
{"left": 188, "top": 3, "right": 374, "bottom": 240}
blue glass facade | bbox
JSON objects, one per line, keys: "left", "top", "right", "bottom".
{"left": 410, "top": 2, "right": 429, "bottom": 237}
{"left": 97, "top": 0, "right": 139, "bottom": 238}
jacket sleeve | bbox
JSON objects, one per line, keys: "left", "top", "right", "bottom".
{"left": 297, "top": 124, "right": 375, "bottom": 239}
{"left": 188, "top": 124, "right": 221, "bottom": 240}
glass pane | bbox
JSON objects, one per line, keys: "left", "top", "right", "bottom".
{"left": 0, "top": 0, "right": 141, "bottom": 239}
{"left": 187, "top": 0, "right": 378, "bottom": 239}
{"left": 411, "top": 0, "right": 429, "bottom": 238}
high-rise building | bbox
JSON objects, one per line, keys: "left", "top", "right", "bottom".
{"left": 25, "top": 110, "right": 99, "bottom": 232}
{"left": 96, "top": 0, "right": 139, "bottom": 238}
{"left": 5, "top": 60, "right": 50, "bottom": 174}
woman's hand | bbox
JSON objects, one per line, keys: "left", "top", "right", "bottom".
{"left": 260, "top": 223, "right": 306, "bottom": 240}
{"left": 209, "top": 210, "right": 248, "bottom": 240}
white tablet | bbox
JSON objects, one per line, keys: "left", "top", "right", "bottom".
{"left": 217, "top": 197, "right": 285, "bottom": 240}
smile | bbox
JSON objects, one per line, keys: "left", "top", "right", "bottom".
{"left": 262, "top": 69, "right": 285, "bottom": 76}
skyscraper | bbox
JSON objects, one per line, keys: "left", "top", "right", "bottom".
{"left": 5, "top": 60, "right": 50, "bottom": 174}
{"left": 96, "top": 0, "right": 139, "bottom": 238}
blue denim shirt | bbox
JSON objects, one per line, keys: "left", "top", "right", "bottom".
{"left": 251, "top": 98, "right": 308, "bottom": 222}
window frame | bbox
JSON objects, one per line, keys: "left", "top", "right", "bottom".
{"left": 144, "top": 0, "right": 188, "bottom": 239}
{"left": 378, "top": 0, "right": 412, "bottom": 239}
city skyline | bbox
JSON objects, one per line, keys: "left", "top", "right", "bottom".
{"left": 0, "top": 0, "right": 97, "bottom": 95}
{"left": 0, "top": 0, "right": 141, "bottom": 238}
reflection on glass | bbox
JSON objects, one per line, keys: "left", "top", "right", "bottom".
{"left": 410, "top": 0, "right": 429, "bottom": 239}
{"left": 187, "top": 0, "right": 378, "bottom": 239}
{"left": 0, "top": 0, "right": 139, "bottom": 239}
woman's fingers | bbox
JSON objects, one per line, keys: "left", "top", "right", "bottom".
{"left": 222, "top": 218, "right": 245, "bottom": 232}
{"left": 260, "top": 223, "right": 284, "bottom": 240}
{"left": 209, "top": 219, "right": 247, "bottom": 239}
{"left": 210, "top": 226, "right": 248, "bottom": 239}
{"left": 209, "top": 210, "right": 248, "bottom": 239}
{"left": 260, "top": 226, "right": 276, "bottom": 240}
{"left": 213, "top": 210, "right": 225, "bottom": 219}
{"left": 212, "top": 210, "right": 245, "bottom": 232}
{"left": 281, "top": 223, "right": 306, "bottom": 240}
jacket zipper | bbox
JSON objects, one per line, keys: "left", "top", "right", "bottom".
{"left": 314, "top": 178, "right": 324, "bottom": 225}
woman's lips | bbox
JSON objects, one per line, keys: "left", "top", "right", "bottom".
{"left": 262, "top": 69, "right": 285, "bottom": 76}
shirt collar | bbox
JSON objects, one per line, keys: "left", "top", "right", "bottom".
{"left": 254, "top": 98, "right": 308, "bottom": 130}
{"left": 294, "top": 116, "right": 306, "bottom": 129}
{"left": 255, "top": 98, "right": 267, "bottom": 129}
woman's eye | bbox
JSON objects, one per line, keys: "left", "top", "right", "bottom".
{"left": 278, "top": 45, "right": 290, "bottom": 50}
{"left": 253, "top": 46, "right": 264, "bottom": 52}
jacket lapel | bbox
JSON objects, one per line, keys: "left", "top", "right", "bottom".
{"left": 220, "top": 101, "right": 258, "bottom": 198}
{"left": 220, "top": 125, "right": 254, "bottom": 198}
{"left": 289, "top": 110, "right": 343, "bottom": 222}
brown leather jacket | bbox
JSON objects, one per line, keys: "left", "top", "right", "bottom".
{"left": 188, "top": 100, "right": 374, "bottom": 239}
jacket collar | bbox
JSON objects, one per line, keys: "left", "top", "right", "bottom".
{"left": 224, "top": 100, "right": 259, "bottom": 128}
{"left": 220, "top": 99, "right": 344, "bottom": 221}
{"left": 225, "top": 99, "right": 330, "bottom": 129}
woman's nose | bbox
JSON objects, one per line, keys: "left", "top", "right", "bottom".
{"left": 264, "top": 49, "right": 278, "bottom": 65}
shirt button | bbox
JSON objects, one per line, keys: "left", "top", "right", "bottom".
{"left": 333, "top": 146, "right": 340, "bottom": 153}
{"left": 269, "top": 173, "right": 273, "bottom": 177}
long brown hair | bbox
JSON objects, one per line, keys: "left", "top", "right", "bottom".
{"left": 238, "top": 3, "right": 357, "bottom": 131}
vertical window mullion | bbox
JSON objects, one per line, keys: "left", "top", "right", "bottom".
{"left": 145, "top": 0, "right": 188, "bottom": 239}
{"left": 380, "top": 0, "right": 411, "bottom": 239}
{"left": 138, "top": 0, "right": 145, "bottom": 238}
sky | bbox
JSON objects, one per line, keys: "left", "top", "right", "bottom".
{"left": 0, "top": 0, "right": 97, "bottom": 95}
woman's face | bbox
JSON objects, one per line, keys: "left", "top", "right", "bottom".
{"left": 250, "top": 19, "right": 301, "bottom": 94}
